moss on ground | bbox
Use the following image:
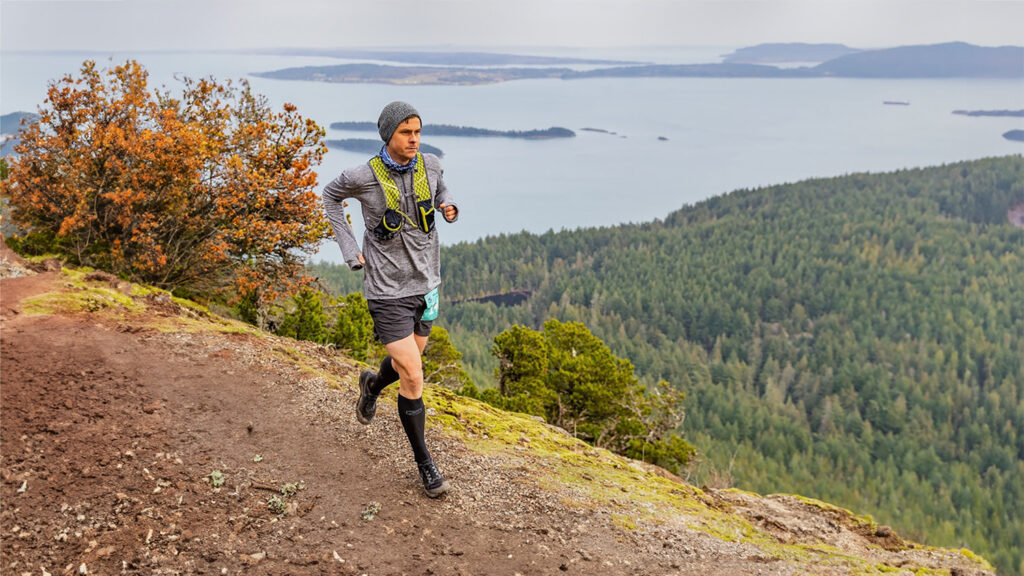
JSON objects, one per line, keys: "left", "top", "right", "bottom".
{"left": 24, "top": 273, "right": 141, "bottom": 316}
{"left": 610, "top": 513, "right": 637, "bottom": 530}
{"left": 956, "top": 548, "right": 995, "bottom": 571}
{"left": 419, "top": 385, "right": 997, "bottom": 575}
{"left": 20, "top": 266, "right": 262, "bottom": 337}
{"left": 786, "top": 494, "right": 878, "bottom": 533}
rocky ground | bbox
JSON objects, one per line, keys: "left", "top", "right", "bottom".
{"left": 0, "top": 244, "right": 996, "bottom": 576}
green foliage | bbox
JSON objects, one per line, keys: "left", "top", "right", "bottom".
{"left": 423, "top": 326, "right": 474, "bottom": 390}
{"left": 267, "top": 288, "right": 380, "bottom": 362}
{"left": 308, "top": 259, "right": 365, "bottom": 295}
{"left": 277, "top": 289, "right": 330, "bottom": 344}
{"left": 488, "top": 324, "right": 554, "bottom": 415}
{"left": 267, "top": 285, "right": 473, "bottom": 386}
{"left": 3, "top": 228, "right": 64, "bottom": 256}
{"left": 327, "top": 292, "right": 378, "bottom": 361}
{"left": 472, "top": 319, "right": 695, "bottom": 470}
{"left": 234, "top": 288, "right": 262, "bottom": 327}
{"left": 436, "top": 156, "right": 1024, "bottom": 575}
{"left": 280, "top": 482, "right": 300, "bottom": 498}
{"left": 267, "top": 495, "right": 287, "bottom": 515}
{"left": 0, "top": 158, "right": 13, "bottom": 238}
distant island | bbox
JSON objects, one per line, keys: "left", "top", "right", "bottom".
{"left": 721, "top": 43, "right": 862, "bottom": 64}
{"left": 257, "top": 62, "right": 811, "bottom": 85}
{"left": 255, "top": 42, "right": 1024, "bottom": 86}
{"left": 813, "top": 42, "right": 1024, "bottom": 78}
{"left": 575, "top": 43, "right": 1024, "bottom": 80}
{"left": 326, "top": 139, "right": 444, "bottom": 157}
{"left": 1003, "top": 130, "right": 1024, "bottom": 143}
{"left": 954, "top": 109, "right": 1024, "bottom": 117}
{"left": 331, "top": 121, "right": 574, "bottom": 140}
{"left": 580, "top": 127, "right": 618, "bottom": 135}
{"left": 238, "top": 48, "right": 636, "bottom": 67}
{"left": 1, "top": 111, "right": 38, "bottom": 156}
{"left": 1, "top": 111, "right": 37, "bottom": 134}
{"left": 564, "top": 62, "right": 814, "bottom": 79}
{"left": 255, "top": 64, "right": 572, "bottom": 86}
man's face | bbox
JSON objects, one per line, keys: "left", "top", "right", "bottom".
{"left": 386, "top": 116, "right": 421, "bottom": 165}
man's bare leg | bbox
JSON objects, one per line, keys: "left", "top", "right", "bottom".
{"left": 386, "top": 333, "right": 428, "bottom": 399}
{"left": 355, "top": 333, "right": 426, "bottom": 424}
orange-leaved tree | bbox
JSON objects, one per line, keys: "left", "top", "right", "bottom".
{"left": 1, "top": 60, "right": 330, "bottom": 321}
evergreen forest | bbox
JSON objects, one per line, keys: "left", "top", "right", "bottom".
{"left": 311, "top": 155, "right": 1024, "bottom": 574}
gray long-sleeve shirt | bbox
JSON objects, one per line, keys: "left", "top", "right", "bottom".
{"left": 322, "top": 153, "right": 458, "bottom": 300}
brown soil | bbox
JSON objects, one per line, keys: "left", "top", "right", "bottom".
{"left": 0, "top": 255, "right": 707, "bottom": 576}
{"left": 0, "top": 282, "right": 603, "bottom": 575}
{"left": 0, "top": 247, "right": 995, "bottom": 576}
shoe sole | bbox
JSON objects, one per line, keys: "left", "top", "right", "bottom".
{"left": 424, "top": 480, "right": 451, "bottom": 499}
{"left": 356, "top": 370, "right": 375, "bottom": 425}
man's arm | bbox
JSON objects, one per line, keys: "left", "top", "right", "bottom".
{"left": 432, "top": 165, "right": 459, "bottom": 223}
{"left": 322, "top": 171, "right": 366, "bottom": 270}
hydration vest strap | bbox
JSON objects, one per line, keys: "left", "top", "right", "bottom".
{"left": 368, "top": 153, "right": 434, "bottom": 236}
{"left": 368, "top": 154, "right": 431, "bottom": 206}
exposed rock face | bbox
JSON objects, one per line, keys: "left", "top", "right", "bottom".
{"left": 1010, "top": 203, "right": 1024, "bottom": 228}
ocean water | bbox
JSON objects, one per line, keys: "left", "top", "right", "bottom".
{"left": 3, "top": 49, "right": 1021, "bottom": 263}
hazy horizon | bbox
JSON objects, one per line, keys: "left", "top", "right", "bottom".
{"left": 3, "top": 0, "right": 1022, "bottom": 53}
{"left": 4, "top": 39, "right": 1023, "bottom": 56}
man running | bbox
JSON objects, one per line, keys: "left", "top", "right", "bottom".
{"left": 322, "top": 101, "right": 458, "bottom": 498}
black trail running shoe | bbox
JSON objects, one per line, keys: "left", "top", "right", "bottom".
{"left": 417, "top": 459, "right": 450, "bottom": 498}
{"left": 356, "top": 371, "right": 378, "bottom": 425}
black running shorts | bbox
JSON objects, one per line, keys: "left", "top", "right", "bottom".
{"left": 366, "top": 294, "right": 433, "bottom": 345}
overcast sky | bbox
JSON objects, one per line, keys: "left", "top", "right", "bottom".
{"left": 2, "top": 0, "right": 1022, "bottom": 52}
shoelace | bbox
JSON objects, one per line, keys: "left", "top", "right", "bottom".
{"left": 419, "top": 461, "right": 441, "bottom": 485}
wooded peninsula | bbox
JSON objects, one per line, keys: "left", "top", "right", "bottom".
{"left": 326, "top": 138, "right": 444, "bottom": 157}
{"left": 330, "top": 122, "right": 574, "bottom": 140}
{"left": 953, "top": 109, "right": 1024, "bottom": 117}
{"left": 256, "top": 42, "right": 1024, "bottom": 85}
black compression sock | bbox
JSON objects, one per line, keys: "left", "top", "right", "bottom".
{"left": 371, "top": 356, "right": 399, "bottom": 395}
{"left": 398, "top": 394, "right": 431, "bottom": 465}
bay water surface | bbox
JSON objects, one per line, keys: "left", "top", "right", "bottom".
{"left": 3, "top": 49, "right": 1021, "bottom": 263}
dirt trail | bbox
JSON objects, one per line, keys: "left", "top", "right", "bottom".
{"left": 0, "top": 263, "right": 679, "bottom": 576}
{"left": 0, "top": 251, "right": 997, "bottom": 576}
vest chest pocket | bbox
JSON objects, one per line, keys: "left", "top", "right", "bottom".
{"left": 417, "top": 199, "right": 436, "bottom": 233}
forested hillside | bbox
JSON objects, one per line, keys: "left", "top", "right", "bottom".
{"left": 311, "top": 155, "right": 1024, "bottom": 574}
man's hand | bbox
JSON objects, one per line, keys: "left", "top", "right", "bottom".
{"left": 439, "top": 203, "right": 458, "bottom": 222}
{"left": 358, "top": 253, "right": 365, "bottom": 265}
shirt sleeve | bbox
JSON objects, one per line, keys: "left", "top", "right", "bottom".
{"left": 431, "top": 161, "right": 459, "bottom": 223}
{"left": 322, "top": 170, "right": 366, "bottom": 270}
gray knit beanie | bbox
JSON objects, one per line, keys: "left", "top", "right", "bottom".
{"left": 377, "top": 101, "right": 421, "bottom": 143}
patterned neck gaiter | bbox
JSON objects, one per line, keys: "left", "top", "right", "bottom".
{"left": 379, "top": 145, "right": 418, "bottom": 173}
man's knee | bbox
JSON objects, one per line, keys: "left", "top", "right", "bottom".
{"left": 395, "top": 356, "right": 425, "bottom": 398}
{"left": 387, "top": 338, "right": 422, "bottom": 375}
{"left": 393, "top": 356, "right": 423, "bottom": 381}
